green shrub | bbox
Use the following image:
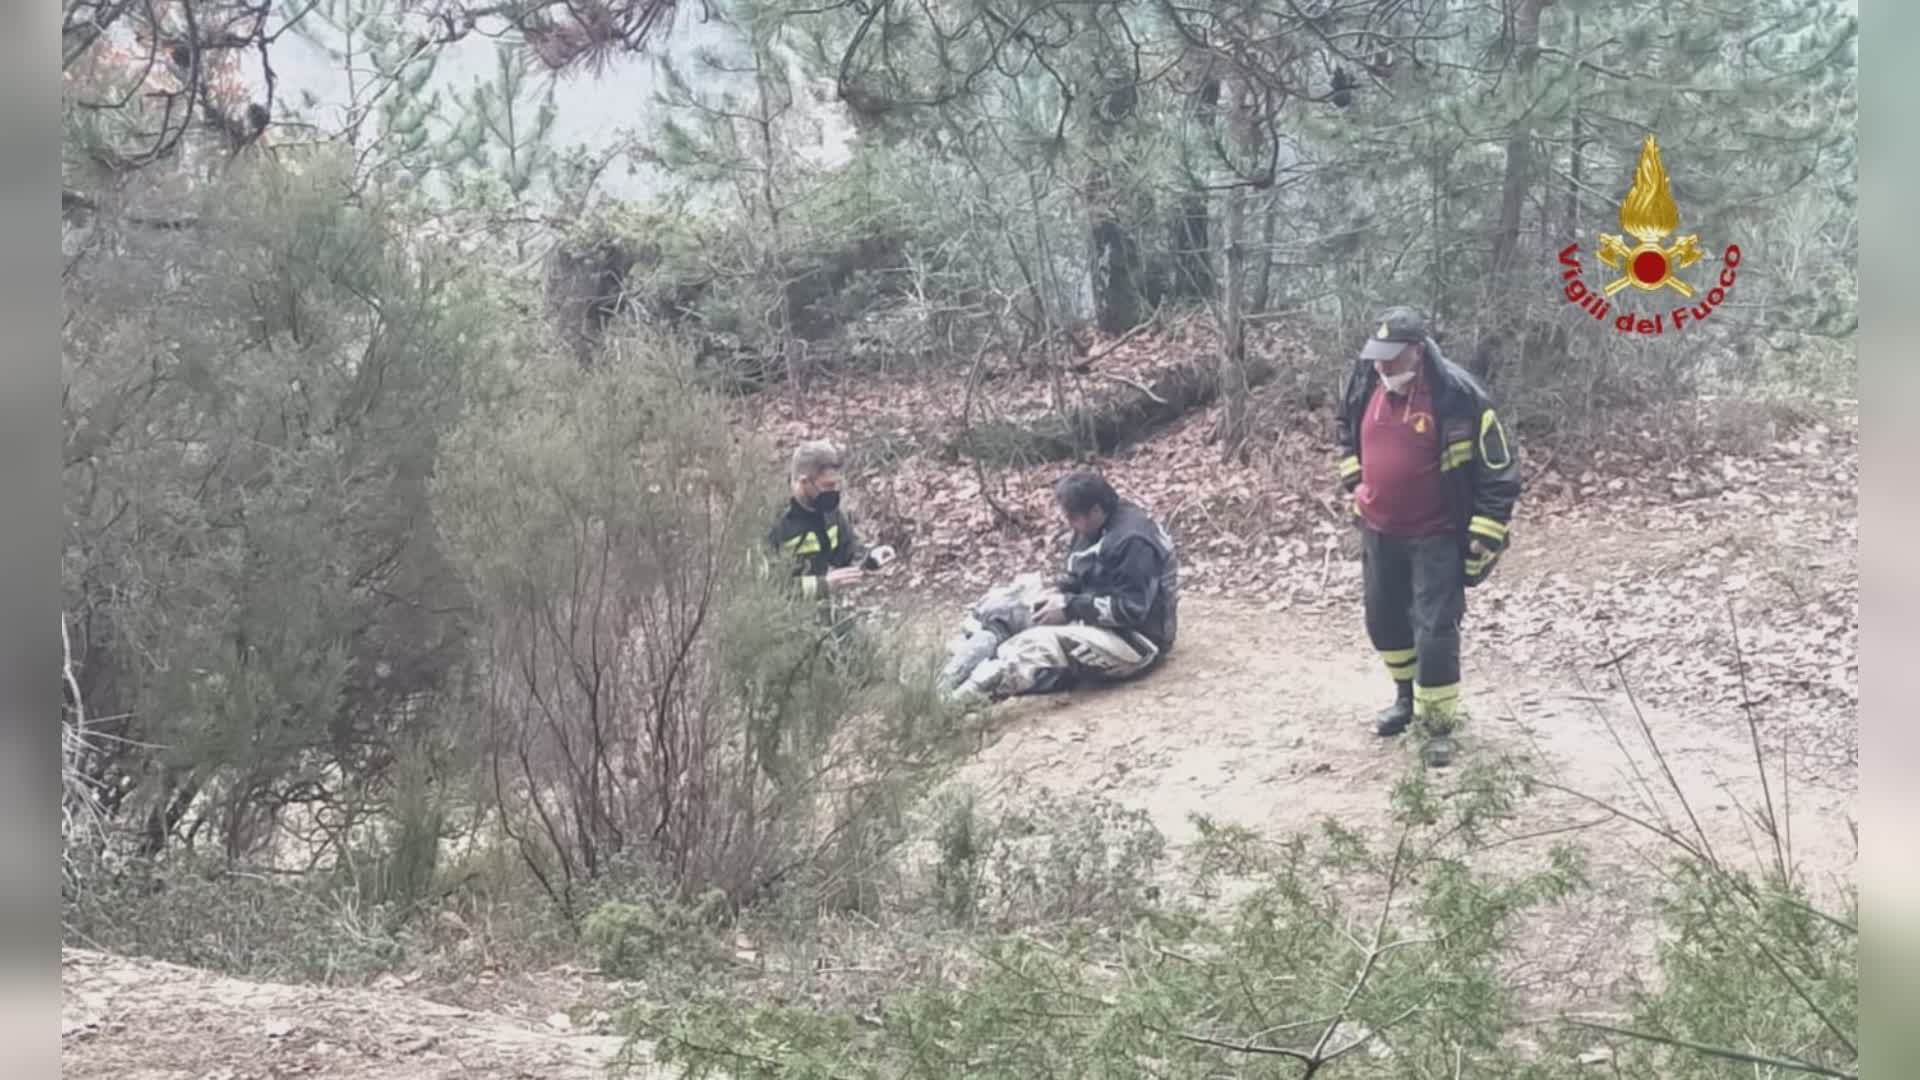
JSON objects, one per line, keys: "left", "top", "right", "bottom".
{"left": 581, "top": 893, "right": 734, "bottom": 981}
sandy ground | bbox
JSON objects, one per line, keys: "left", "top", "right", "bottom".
{"left": 954, "top": 592, "right": 1855, "bottom": 1012}
{"left": 59, "top": 948, "right": 675, "bottom": 1079}
{"left": 61, "top": 509, "right": 1857, "bottom": 1078}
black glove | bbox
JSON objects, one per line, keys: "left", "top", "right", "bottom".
{"left": 1464, "top": 537, "right": 1505, "bottom": 587}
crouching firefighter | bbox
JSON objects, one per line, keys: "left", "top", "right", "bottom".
{"left": 952, "top": 470, "right": 1178, "bottom": 704}
{"left": 766, "top": 440, "right": 895, "bottom": 630}
{"left": 1337, "top": 307, "right": 1520, "bottom": 768}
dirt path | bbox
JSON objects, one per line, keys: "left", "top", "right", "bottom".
{"left": 954, "top": 592, "right": 1856, "bottom": 1009}
{"left": 62, "top": 440, "right": 1858, "bottom": 1076}
{"left": 60, "top": 589, "right": 1856, "bottom": 1075}
{"left": 965, "top": 594, "right": 1853, "bottom": 862}
{"left": 60, "top": 949, "right": 672, "bottom": 1080}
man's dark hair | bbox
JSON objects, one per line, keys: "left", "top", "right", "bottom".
{"left": 1055, "top": 469, "right": 1120, "bottom": 516}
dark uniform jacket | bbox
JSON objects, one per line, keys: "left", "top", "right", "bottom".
{"left": 768, "top": 498, "right": 871, "bottom": 601}
{"left": 1334, "top": 338, "right": 1522, "bottom": 585}
{"left": 1055, "top": 501, "right": 1180, "bottom": 653}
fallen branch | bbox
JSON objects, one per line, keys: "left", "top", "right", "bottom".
{"left": 1078, "top": 368, "right": 1169, "bottom": 405}
{"left": 951, "top": 355, "right": 1277, "bottom": 466}
{"left": 1066, "top": 316, "right": 1157, "bottom": 372}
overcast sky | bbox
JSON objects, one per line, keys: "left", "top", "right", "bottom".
{"left": 255, "top": 4, "right": 851, "bottom": 203}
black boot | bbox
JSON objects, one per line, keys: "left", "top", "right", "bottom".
{"left": 1373, "top": 682, "right": 1414, "bottom": 736}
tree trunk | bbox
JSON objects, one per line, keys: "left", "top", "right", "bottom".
{"left": 1089, "top": 73, "right": 1144, "bottom": 333}
{"left": 750, "top": 35, "right": 800, "bottom": 391}
{"left": 544, "top": 241, "right": 634, "bottom": 368}
{"left": 1250, "top": 189, "right": 1278, "bottom": 314}
{"left": 140, "top": 772, "right": 201, "bottom": 855}
{"left": 1213, "top": 77, "right": 1255, "bottom": 460}
{"left": 1475, "top": 0, "right": 1555, "bottom": 380}
{"left": 1090, "top": 205, "right": 1143, "bottom": 333}
{"left": 1565, "top": 13, "right": 1584, "bottom": 238}
{"left": 1171, "top": 74, "right": 1221, "bottom": 303}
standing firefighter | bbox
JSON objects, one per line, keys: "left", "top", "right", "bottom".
{"left": 1336, "top": 307, "right": 1520, "bottom": 767}
{"left": 768, "top": 440, "right": 894, "bottom": 607}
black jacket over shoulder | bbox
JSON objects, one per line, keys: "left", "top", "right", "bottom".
{"left": 1334, "top": 338, "right": 1522, "bottom": 582}
{"left": 1056, "top": 501, "right": 1180, "bottom": 653}
{"left": 768, "top": 498, "right": 869, "bottom": 601}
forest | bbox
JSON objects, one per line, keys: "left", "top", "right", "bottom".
{"left": 61, "top": 1, "right": 1857, "bottom": 1077}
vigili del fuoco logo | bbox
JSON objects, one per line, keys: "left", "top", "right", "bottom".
{"left": 1555, "top": 133, "right": 1740, "bottom": 335}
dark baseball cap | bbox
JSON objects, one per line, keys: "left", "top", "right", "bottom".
{"left": 1359, "top": 306, "right": 1427, "bottom": 360}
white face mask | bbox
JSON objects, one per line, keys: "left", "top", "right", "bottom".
{"left": 1376, "top": 368, "right": 1417, "bottom": 393}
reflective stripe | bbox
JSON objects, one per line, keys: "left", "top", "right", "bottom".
{"left": 1339, "top": 454, "right": 1361, "bottom": 480}
{"left": 1468, "top": 515, "right": 1508, "bottom": 543}
{"left": 1413, "top": 682, "right": 1461, "bottom": 727}
{"left": 800, "top": 575, "right": 821, "bottom": 600}
{"left": 1479, "top": 410, "right": 1512, "bottom": 469}
{"left": 1379, "top": 647, "right": 1417, "bottom": 680}
{"left": 783, "top": 525, "right": 840, "bottom": 558}
{"left": 1440, "top": 440, "right": 1473, "bottom": 471}
{"left": 1466, "top": 551, "right": 1496, "bottom": 575}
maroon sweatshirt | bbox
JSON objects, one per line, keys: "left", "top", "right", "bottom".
{"left": 1355, "top": 376, "right": 1452, "bottom": 538}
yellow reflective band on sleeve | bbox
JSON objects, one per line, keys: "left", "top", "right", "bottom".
{"left": 826, "top": 524, "right": 840, "bottom": 550}
{"left": 800, "top": 575, "right": 822, "bottom": 600}
{"left": 1468, "top": 515, "right": 1508, "bottom": 543}
{"left": 1479, "top": 409, "right": 1512, "bottom": 469}
{"left": 1339, "top": 455, "right": 1361, "bottom": 480}
{"left": 1440, "top": 440, "right": 1473, "bottom": 471}
{"left": 1466, "top": 551, "right": 1496, "bottom": 575}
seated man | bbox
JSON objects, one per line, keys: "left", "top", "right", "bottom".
{"left": 952, "top": 470, "right": 1178, "bottom": 703}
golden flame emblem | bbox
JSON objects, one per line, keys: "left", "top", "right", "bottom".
{"left": 1596, "top": 134, "right": 1704, "bottom": 297}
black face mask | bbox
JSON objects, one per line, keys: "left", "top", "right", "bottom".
{"left": 810, "top": 489, "right": 841, "bottom": 514}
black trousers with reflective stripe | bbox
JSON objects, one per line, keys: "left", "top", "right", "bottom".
{"left": 1362, "top": 528, "right": 1464, "bottom": 697}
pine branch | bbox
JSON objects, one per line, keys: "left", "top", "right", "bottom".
{"left": 1563, "top": 1018, "right": 1856, "bottom": 1079}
